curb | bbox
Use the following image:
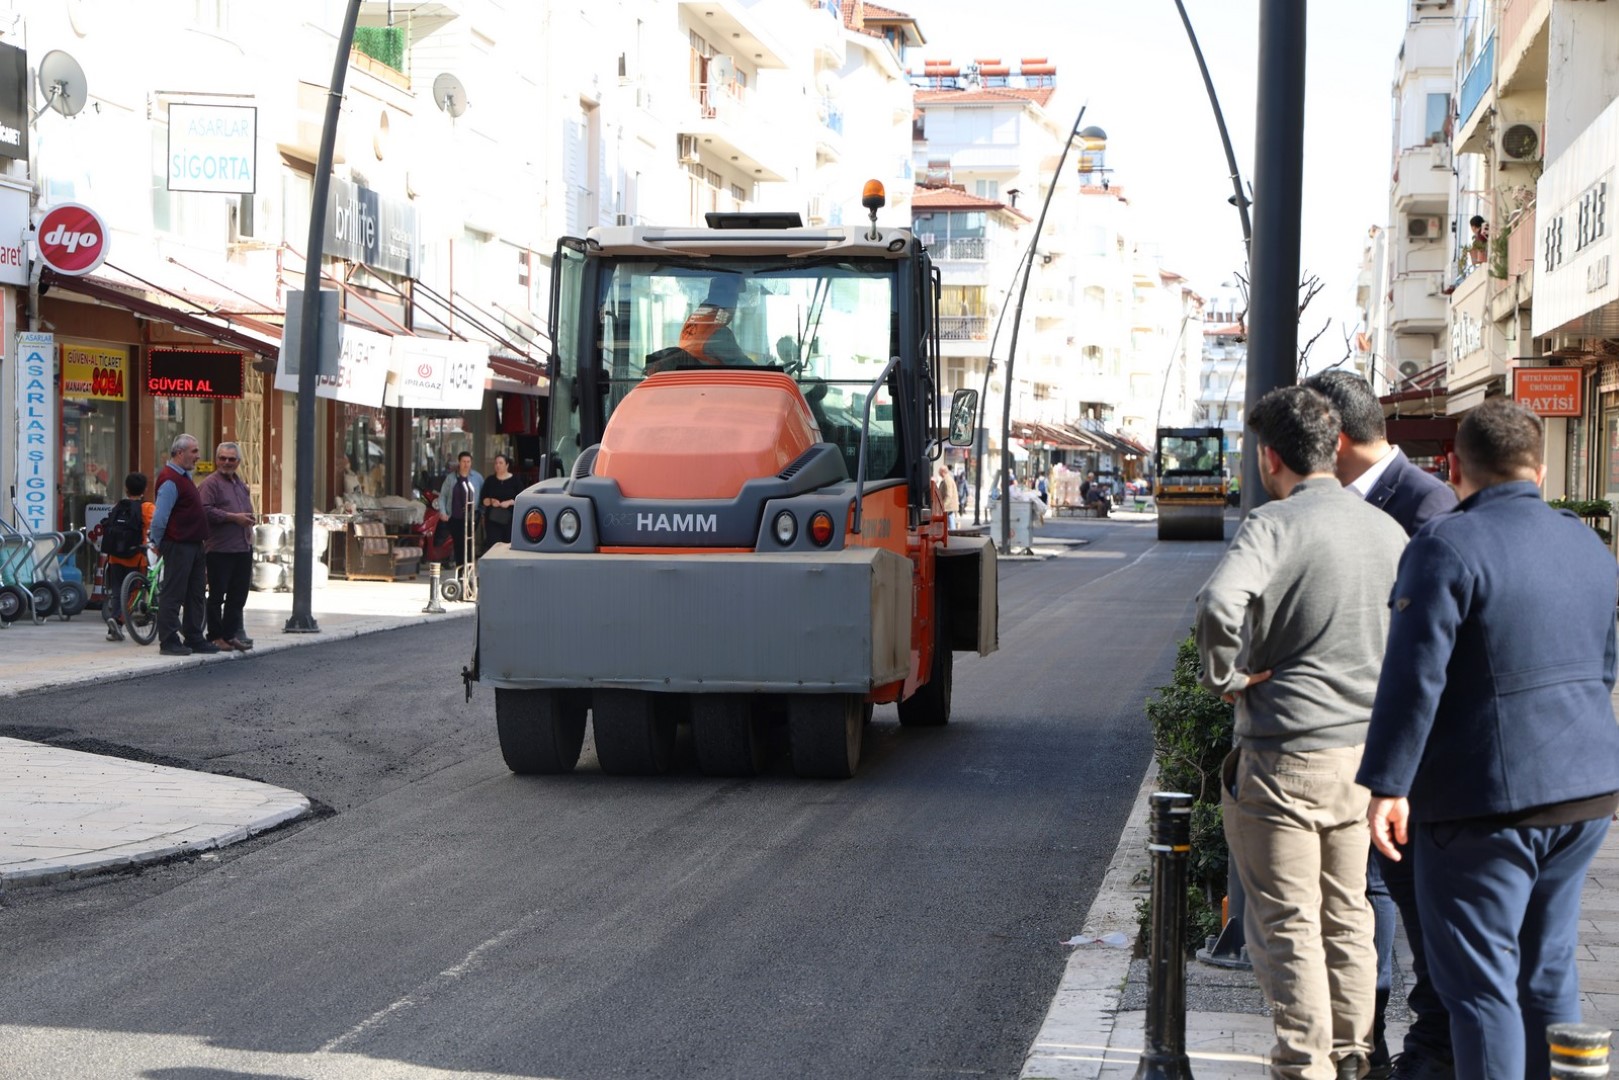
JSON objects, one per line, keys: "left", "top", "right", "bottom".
{"left": 1019, "top": 755, "right": 1156, "bottom": 1080}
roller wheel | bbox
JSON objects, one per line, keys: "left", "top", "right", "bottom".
{"left": 592, "top": 689, "right": 678, "bottom": 775}
{"left": 788, "top": 694, "right": 864, "bottom": 779}
{"left": 496, "top": 688, "right": 589, "bottom": 774}
{"left": 692, "top": 694, "right": 767, "bottom": 777}
{"left": 898, "top": 587, "right": 953, "bottom": 728}
{"left": 439, "top": 578, "right": 462, "bottom": 603}
{"left": 57, "top": 580, "right": 88, "bottom": 619}
{"left": 123, "top": 574, "right": 158, "bottom": 645}
{"left": 0, "top": 584, "right": 23, "bottom": 624}
{"left": 29, "top": 581, "right": 59, "bottom": 619}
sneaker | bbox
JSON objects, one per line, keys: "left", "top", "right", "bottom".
{"left": 228, "top": 638, "right": 253, "bottom": 652}
{"left": 185, "top": 639, "right": 222, "bottom": 655}
{"left": 105, "top": 621, "right": 124, "bottom": 642}
{"left": 1337, "top": 1054, "right": 1368, "bottom": 1080}
{"left": 159, "top": 640, "right": 193, "bottom": 657}
{"left": 1388, "top": 1054, "right": 1455, "bottom": 1080}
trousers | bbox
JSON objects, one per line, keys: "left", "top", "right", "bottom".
{"left": 205, "top": 550, "right": 253, "bottom": 641}
{"left": 156, "top": 540, "right": 207, "bottom": 646}
{"left": 1223, "top": 744, "right": 1376, "bottom": 1080}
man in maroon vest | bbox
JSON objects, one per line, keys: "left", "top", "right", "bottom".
{"left": 148, "top": 434, "right": 219, "bottom": 656}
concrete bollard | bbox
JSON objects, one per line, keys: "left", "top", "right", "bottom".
{"left": 1549, "top": 1023, "right": 1611, "bottom": 1077}
{"left": 423, "top": 562, "right": 446, "bottom": 614}
{"left": 1134, "top": 791, "right": 1195, "bottom": 1080}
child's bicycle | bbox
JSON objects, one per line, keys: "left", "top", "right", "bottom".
{"left": 119, "top": 552, "right": 164, "bottom": 646}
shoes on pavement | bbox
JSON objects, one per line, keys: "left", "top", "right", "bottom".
{"left": 228, "top": 637, "right": 253, "bottom": 651}
{"left": 105, "top": 621, "right": 124, "bottom": 642}
{"left": 185, "top": 639, "right": 222, "bottom": 655}
{"left": 1388, "top": 1054, "right": 1455, "bottom": 1080}
{"left": 210, "top": 638, "right": 237, "bottom": 652}
{"left": 1337, "top": 1054, "right": 1368, "bottom": 1080}
{"left": 1367, "top": 1039, "right": 1392, "bottom": 1079}
{"left": 159, "top": 640, "right": 193, "bottom": 657}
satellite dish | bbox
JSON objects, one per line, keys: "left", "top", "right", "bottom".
{"left": 432, "top": 72, "right": 467, "bottom": 118}
{"left": 37, "top": 50, "right": 88, "bottom": 119}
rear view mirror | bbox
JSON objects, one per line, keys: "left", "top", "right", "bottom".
{"left": 948, "top": 388, "right": 978, "bottom": 447}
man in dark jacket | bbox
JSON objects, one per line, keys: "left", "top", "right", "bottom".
{"left": 148, "top": 434, "right": 218, "bottom": 657}
{"left": 1306, "top": 369, "right": 1459, "bottom": 1078}
{"left": 1360, "top": 398, "right": 1619, "bottom": 1080}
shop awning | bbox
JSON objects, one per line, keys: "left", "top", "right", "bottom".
{"left": 1011, "top": 419, "right": 1089, "bottom": 449}
{"left": 43, "top": 268, "right": 283, "bottom": 361}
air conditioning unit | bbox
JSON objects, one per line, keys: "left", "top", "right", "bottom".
{"left": 1407, "top": 215, "right": 1443, "bottom": 240}
{"left": 615, "top": 212, "right": 632, "bottom": 226}
{"left": 1413, "top": 0, "right": 1448, "bottom": 8}
{"left": 678, "top": 135, "right": 700, "bottom": 165}
{"left": 1398, "top": 359, "right": 1423, "bottom": 380}
{"left": 1499, "top": 122, "right": 1541, "bottom": 165}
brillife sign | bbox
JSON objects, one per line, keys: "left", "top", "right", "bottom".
{"left": 167, "top": 103, "right": 257, "bottom": 194}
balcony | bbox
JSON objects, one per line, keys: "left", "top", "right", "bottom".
{"left": 1499, "top": 0, "right": 1551, "bottom": 94}
{"left": 679, "top": 0, "right": 790, "bottom": 68}
{"left": 1393, "top": 144, "right": 1452, "bottom": 213}
{"left": 1390, "top": 272, "right": 1449, "bottom": 334}
{"left": 1456, "top": 34, "right": 1496, "bottom": 151}
{"left": 940, "top": 315, "right": 989, "bottom": 341}
{"left": 680, "top": 81, "right": 790, "bottom": 182}
{"left": 931, "top": 237, "right": 987, "bottom": 261}
{"left": 815, "top": 97, "right": 844, "bottom": 161}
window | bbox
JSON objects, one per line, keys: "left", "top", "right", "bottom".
{"left": 974, "top": 179, "right": 999, "bottom": 201}
{"left": 1424, "top": 93, "right": 1450, "bottom": 145}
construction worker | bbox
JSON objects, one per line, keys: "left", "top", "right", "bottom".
{"left": 677, "top": 275, "right": 750, "bottom": 365}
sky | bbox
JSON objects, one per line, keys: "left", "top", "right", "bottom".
{"left": 909, "top": 0, "right": 1410, "bottom": 366}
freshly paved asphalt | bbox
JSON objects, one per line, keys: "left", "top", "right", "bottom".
{"left": 0, "top": 516, "right": 1223, "bottom": 1080}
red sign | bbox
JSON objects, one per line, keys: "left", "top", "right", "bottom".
{"left": 36, "top": 202, "right": 109, "bottom": 276}
{"left": 1513, "top": 368, "right": 1584, "bottom": 417}
{"left": 146, "top": 348, "right": 244, "bottom": 400}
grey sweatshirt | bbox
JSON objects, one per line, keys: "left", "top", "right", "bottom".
{"left": 1195, "top": 477, "right": 1408, "bottom": 752}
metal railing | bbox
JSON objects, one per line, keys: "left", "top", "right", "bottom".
{"left": 940, "top": 237, "right": 986, "bottom": 261}
{"left": 1458, "top": 34, "right": 1496, "bottom": 126}
{"left": 939, "top": 315, "right": 989, "bottom": 340}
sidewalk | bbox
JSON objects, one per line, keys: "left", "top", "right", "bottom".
{"left": 1019, "top": 694, "right": 1619, "bottom": 1078}
{"left": 0, "top": 577, "right": 471, "bottom": 888}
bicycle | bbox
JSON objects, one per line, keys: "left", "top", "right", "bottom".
{"left": 119, "top": 552, "right": 164, "bottom": 646}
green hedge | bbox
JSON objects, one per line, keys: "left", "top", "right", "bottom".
{"left": 1139, "top": 633, "right": 1233, "bottom": 948}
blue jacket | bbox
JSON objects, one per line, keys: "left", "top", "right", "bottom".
{"left": 1364, "top": 447, "right": 1457, "bottom": 537}
{"left": 1357, "top": 480, "right": 1619, "bottom": 823}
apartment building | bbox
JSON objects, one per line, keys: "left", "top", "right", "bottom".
{"left": 1196, "top": 285, "right": 1248, "bottom": 479}
{"left": 2, "top": 0, "right": 924, "bottom": 553}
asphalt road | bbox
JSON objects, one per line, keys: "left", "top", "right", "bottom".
{"left": 0, "top": 515, "right": 1228, "bottom": 1080}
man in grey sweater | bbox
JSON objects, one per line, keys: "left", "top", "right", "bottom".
{"left": 1196, "top": 386, "right": 1409, "bottom": 1080}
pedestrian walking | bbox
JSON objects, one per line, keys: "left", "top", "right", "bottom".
{"left": 148, "top": 434, "right": 218, "bottom": 656}
{"left": 934, "top": 460, "right": 959, "bottom": 528}
{"left": 1196, "top": 386, "right": 1408, "bottom": 1080}
{"left": 198, "top": 441, "right": 256, "bottom": 652}
{"left": 101, "top": 472, "right": 153, "bottom": 642}
{"left": 1359, "top": 398, "right": 1619, "bottom": 1080}
{"left": 479, "top": 453, "right": 521, "bottom": 551}
{"left": 1306, "top": 369, "right": 1459, "bottom": 1078}
{"left": 438, "top": 451, "right": 482, "bottom": 570}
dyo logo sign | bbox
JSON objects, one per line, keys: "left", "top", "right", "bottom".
{"left": 36, "top": 202, "right": 110, "bottom": 276}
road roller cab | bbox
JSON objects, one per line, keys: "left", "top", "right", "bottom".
{"left": 1154, "top": 427, "right": 1228, "bottom": 542}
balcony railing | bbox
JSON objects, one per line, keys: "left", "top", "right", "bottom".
{"left": 936, "top": 237, "right": 986, "bottom": 260}
{"left": 1507, "top": 202, "right": 1537, "bottom": 278}
{"left": 1500, "top": 0, "right": 1539, "bottom": 64}
{"left": 1458, "top": 34, "right": 1496, "bottom": 127}
{"left": 939, "top": 315, "right": 989, "bottom": 341}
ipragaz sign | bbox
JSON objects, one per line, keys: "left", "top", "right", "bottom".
{"left": 15, "top": 331, "right": 55, "bottom": 533}
{"left": 167, "top": 102, "right": 257, "bottom": 194}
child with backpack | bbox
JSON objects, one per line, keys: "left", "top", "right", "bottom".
{"left": 101, "top": 472, "right": 153, "bottom": 642}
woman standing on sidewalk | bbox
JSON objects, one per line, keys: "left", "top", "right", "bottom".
{"left": 479, "top": 454, "right": 521, "bottom": 552}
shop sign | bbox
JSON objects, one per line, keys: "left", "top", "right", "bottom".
{"left": 325, "top": 176, "right": 418, "bottom": 279}
{"left": 167, "top": 102, "right": 256, "bottom": 194}
{"left": 61, "top": 343, "right": 128, "bottom": 401}
{"left": 274, "top": 318, "right": 391, "bottom": 406}
{"left": 386, "top": 337, "right": 487, "bottom": 411}
{"left": 14, "top": 331, "right": 55, "bottom": 533}
{"left": 1514, "top": 367, "right": 1584, "bottom": 417}
{"left": 0, "top": 43, "right": 25, "bottom": 162}
{"left": 147, "top": 348, "right": 244, "bottom": 399}
{"left": 0, "top": 180, "right": 27, "bottom": 286}
{"left": 36, "top": 202, "right": 109, "bottom": 277}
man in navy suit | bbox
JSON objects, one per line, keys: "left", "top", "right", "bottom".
{"left": 1306, "top": 371, "right": 1458, "bottom": 1079}
{"left": 1360, "top": 398, "right": 1619, "bottom": 1080}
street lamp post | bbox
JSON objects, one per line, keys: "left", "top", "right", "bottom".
{"left": 286, "top": 0, "right": 363, "bottom": 634}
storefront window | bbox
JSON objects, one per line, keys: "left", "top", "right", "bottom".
{"left": 1569, "top": 415, "right": 1587, "bottom": 498}
{"left": 411, "top": 412, "right": 477, "bottom": 496}
{"left": 341, "top": 404, "right": 391, "bottom": 497}
{"left": 1603, "top": 411, "right": 1619, "bottom": 505}
{"left": 59, "top": 342, "right": 131, "bottom": 530}
{"left": 154, "top": 396, "right": 216, "bottom": 468}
